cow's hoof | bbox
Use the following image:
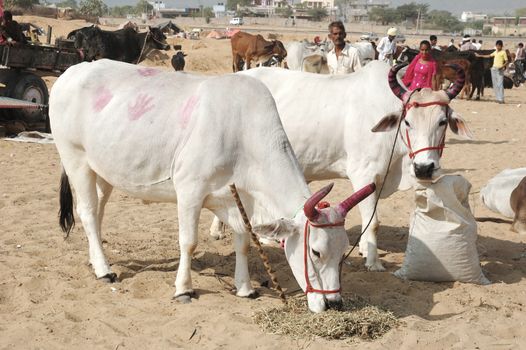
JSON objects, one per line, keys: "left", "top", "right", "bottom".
{"left": 98, "top": 273, "right": 118, "bottom": 283}
{"left": 366, "top": 261, "right": 385, "bottom": 272}
{"left": 236, "top": 290, "right": 259, "bottom": 299}
{"left": 173, "top": 291, "right": 197, "bottom": 304}
{"left": 235, "top": 288, "right": 258, "bottom": 299}
{"left": 247, "top": 290, "right": 259, "bottom": 299}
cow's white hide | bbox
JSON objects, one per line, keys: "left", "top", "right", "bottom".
{"left": 480, "top": 168, "right": 526, "bottom": 218}
{"left": 49, "top": 59, "right": 355, "bottom": 313}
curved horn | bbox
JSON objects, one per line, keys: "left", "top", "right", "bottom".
{"left": 388, "top": 63, "right": 409, "bottom": 100}
{"left": 303, "top": 183, "right": 334, "bottom": 221}
{"left": 336, "top": 183, "right": 376, "bottom": 217}
{"left": 444, "top": 63, "right": 465, "bottom": 100}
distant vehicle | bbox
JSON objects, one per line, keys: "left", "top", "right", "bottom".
{"left": 360, "top": 32, "right": 379, "bottom": 41}
{"left": 230, "top": 17, "right": 243, "bottom": 25}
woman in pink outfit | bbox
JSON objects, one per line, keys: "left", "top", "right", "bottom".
{"left": 402, "top": 40, "right": 438, "bottom": 91}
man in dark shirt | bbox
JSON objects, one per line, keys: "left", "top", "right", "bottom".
{"left": 0, "top": 11, "right": 27, "bottom": 44}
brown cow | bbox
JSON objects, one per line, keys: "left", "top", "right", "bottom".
{"left": 510, "top": 176, "right": 526, "bottom": 234}
{"left": 437, "top": 58, "right": 472, "bottom": 98}
{"left": 231, "top": 31, "right": 287, "bottom": 72}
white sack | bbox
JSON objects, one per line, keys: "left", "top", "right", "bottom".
{"left": 395, "top": 175, "right": 490, "bottom": 284}
{"left": 480, "top": 168, "right": 526, "bottom": 218}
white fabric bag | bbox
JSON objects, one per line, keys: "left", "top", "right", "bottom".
{"left": 395, "top": 175, "right": 490, "bottom": 284}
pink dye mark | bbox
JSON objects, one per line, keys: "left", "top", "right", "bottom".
{"left": 179, "top": 96, "right": 199, "bottom": 129}
{"left": 128, "top": 94, "right": 155, "bottom": 121}
{"left": 137, "top": 67, "right": 160, "bottom": 77}
{"left": 93, "top": 87, "right": 113, "bottom": 113}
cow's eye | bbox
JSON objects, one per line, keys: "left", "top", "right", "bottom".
{"left": 312, "top": 249, "right": 321, "bottom": 258}
{"left": 404, "top": 119, "right": 411, "bottom": 128}
{"left": 438, "top": 119, "right": 447, "bottom": 126}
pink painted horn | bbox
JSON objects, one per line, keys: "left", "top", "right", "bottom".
{"left": 303, "top": 183, "right": 334, "bottom": 221}
{"left": 336, "top": 183, "right": 376, "bottom": 217}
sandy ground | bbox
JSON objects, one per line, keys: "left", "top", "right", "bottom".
{"left": 1, "top": 16, "right": 526, "bottom": 349}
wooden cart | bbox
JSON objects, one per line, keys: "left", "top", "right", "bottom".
{"left": 0, "top": 41, "right": 82, "bottom": 129}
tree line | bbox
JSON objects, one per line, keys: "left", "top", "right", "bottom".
{"left": 5, "top": 0, "right": 153, "bottom": 18}
{"left": 364, "top": 2, "right": 526, "bottom": 33}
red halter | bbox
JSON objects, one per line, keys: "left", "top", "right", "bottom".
{"left": 401, "top": 101, "right": 450, "bottom": 159}
{"left": 303, "top": 220, "right": 345, "bottom": 295}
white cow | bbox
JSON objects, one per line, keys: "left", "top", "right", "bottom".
{"left": 211, "top": 61, "right": 472, "bottom": 271}
{"left": 286, "top": 40, "right": 376, "bottom": 74}
{"left": 481, "top": 168, "right": 526, "bottom": 218}
{"left": 285, "top": 40, "right": 330, "bottom": 72}
{"left": 49, "top": 59, "right": 375, "bottom": 313}
{"left": 352, "top": 41, "right": 376, "bottom": 65}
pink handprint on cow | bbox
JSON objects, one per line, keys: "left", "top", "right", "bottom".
{"left": 93, "top": 87, "right": 113, "bottom": 113}
{"left": 128, "top": 94, "right": 155, "bottom": 121}
{"left": 137, "top": 67, "right": 160, "bottom": 77}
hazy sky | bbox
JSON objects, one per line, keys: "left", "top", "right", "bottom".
{"left": 94, "top": 0, "right": 525, "bottom": 14}
{"left": 391, "top": 0, "right": 525, "bottom": 15}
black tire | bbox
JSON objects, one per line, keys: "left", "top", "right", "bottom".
{"left": 5, "top": 73, "right": 49, "bottom": 123}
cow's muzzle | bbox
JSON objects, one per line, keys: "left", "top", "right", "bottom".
{"left": 327, "top": 298, "right": 343, "bottom": 310}
{"left": 414, "top": 163, "right": 435, "bottom": 179}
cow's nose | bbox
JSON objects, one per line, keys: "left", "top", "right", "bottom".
{"left": 327, "top": 299, "right": 343, "bottom": 310}
{"left": 414, "top": 163, "right": 434, "bottom": 179}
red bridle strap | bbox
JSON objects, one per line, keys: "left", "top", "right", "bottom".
{"left": 405, "top": 101, "right": 449, "bottom": 111}
{"left": 303, "top": 220, "right": 344, "bottom": 295}
{"left": 401, "top": 101, "right": 449, "bottom": 159}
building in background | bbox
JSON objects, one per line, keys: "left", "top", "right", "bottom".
{"left": 491, "top": 16, "right": 525, "bottom": 36}
{"left": 340, "top": 0, "right": 390, "bottom": 22}
{"left": 460, "top": 11, "right": 488, "bottom": 23}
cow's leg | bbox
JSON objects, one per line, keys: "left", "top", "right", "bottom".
{"left": 233, "top": 229, "right": 256, "bottom": 297}
{"left": 173, "top": 192, "right": 202, "bottom": 303}
{"left": 245, "top": 55, "right": 251, "bottom": 70}
{"left": 209, "top": 215, "right": 225, "bottom": 239}
{"left": 349, "top": 176, "right": 384, "bottom": 272}
{"left": 66, "top": 162, "right": 114, "bottom": 281}
{"left": 96, "top": 176, "right": 113, "bottom": 237}
{"left": 232, "top": 53, "right": 239, "bottom": 72}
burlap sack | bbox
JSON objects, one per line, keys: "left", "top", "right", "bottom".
{"left": 395, "top": 175, "right": 490, "bottom": 284}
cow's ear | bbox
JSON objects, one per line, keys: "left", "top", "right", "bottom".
{"left": 448, "top": 110, "right": 473, "bottom": 139}
{"left": 252, "top": 218, "right": 298, "bottom": 241}
{"left": 371, "top": 113, "right": 400, "bottom": 132}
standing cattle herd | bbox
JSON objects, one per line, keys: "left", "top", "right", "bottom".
{"left": 5, "top": 19, "right": 524, "bottom": 325}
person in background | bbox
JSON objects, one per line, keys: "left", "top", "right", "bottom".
{"left": 476, "top": 40, "right": 508, "bottom": 104}
{"left": 326, "top": 21, "right": 361, "bottom": 75}
{"left": 478, "top": 40, "right": 483, "bottom": 49}
{"left": 402, "top": 40, "right": 438, "bottom": 91}
{"left": 377, "top": 27, "right": 398, "bottom": 65}
{"left": 430, "top": 35, "right": 441, "bottom": 51}
{"left": 448, "top": 38, "right": 455, "bottom": 47}
{"left": 0, "top": 10, "right": 26, "bottom": 44}
{"left": 460, "top": 36, "right": 476, "bottom": 51}
{"left": 472, "top": 38, "right": 482, "bottom": 50}
{"left": 515, "top": 43, "right": 525, "bottom": 80}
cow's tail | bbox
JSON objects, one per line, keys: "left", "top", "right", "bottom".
{"left": 59, "top": 170, "right": 75, "bottom": 237}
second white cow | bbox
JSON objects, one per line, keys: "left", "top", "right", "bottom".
{"left": 211, "top": 61, "right": 472, "bottom": 271}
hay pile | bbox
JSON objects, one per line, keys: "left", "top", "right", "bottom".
{"left": 253, "top": 296, "right": 398, "bottom": 341}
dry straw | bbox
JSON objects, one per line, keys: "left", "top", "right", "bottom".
{"left": 253, "top": 296, "right": 398, "bottom": 341}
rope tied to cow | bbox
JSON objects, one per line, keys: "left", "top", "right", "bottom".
{"left": 134, "top": 31, "right": 151, "bottom": 64}
{"left": 229, "top": 183, "right": 287, "bottom": 304}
